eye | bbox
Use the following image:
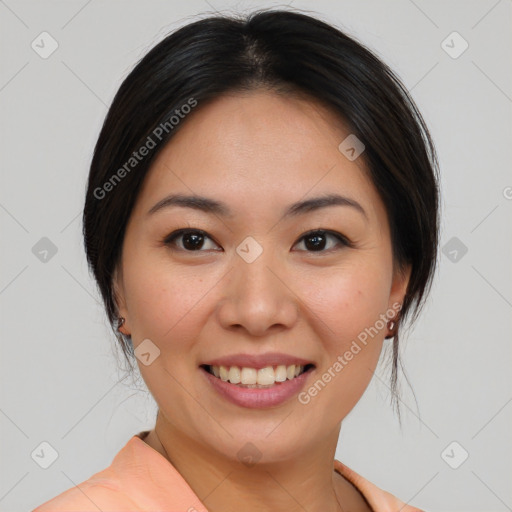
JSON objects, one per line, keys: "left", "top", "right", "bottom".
{"left": 293, "top": 230, "right": 351, "bottom": 252}
{"left": 163, "top": 228, "right": 352, "bottom": 253}
{"left": 163, "top": 229, "right": 221, "bottom": 252}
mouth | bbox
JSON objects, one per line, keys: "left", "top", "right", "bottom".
{"left": 200, "top": 363, "right": 315, "bottom": 388}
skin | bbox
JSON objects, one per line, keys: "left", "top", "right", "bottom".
{"left": 114, "top": 89, "right": 411, "bottom": 512}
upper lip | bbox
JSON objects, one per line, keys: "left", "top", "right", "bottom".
{"left": 201, "top": 352, "right": 315, "bottom": 370}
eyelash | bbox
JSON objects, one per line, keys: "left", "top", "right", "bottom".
{"left": 162, "top": 228, "right": 354, "bottom": 254}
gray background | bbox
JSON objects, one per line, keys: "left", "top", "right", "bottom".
{"left": 1, "top": 1, "right": 511, "bottom": 511}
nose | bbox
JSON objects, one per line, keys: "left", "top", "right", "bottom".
{"left": 215, "top": 249, "right": 300, "bottom": 337}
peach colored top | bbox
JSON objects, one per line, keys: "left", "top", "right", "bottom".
{"left": 32, "top": 431, "right": 424, "bottom": 512}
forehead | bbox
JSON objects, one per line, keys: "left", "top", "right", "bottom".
{"left": 133, "top": 90, "right": 384, "bottom": 223}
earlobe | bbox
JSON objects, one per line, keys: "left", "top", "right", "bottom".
{"left": 117, "top": 316, "right": 131, "bottom": 336}
{"left": 112, "top": 266, "right": 130, "bottom": 335}
{"left": 385, "top": 264, "right": 411, "bottom": 339}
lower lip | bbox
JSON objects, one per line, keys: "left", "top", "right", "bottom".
{"left": 200, "top": 366, "right": 314, "bottom": 409}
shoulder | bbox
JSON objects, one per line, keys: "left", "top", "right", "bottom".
{"left": 334, "top": 460, "right": 425, "bottom": 512}
{"left": 32, "top": 482, "right": 140, "bottom": 512}
{"left": 31, "top": 435, "right": 144, "bottom": 512}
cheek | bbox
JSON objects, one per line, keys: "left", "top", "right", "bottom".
{"left": 123, "top": 262, "right": 211, "bottom": 406}
{"left": 296, "top": 265, "right": 391, "bottom": 419}
{"left": 123, "top": 250, "right": 248, "bottom": 375}
{"left": 298, "top": 260, "right": 392, "bottom": 342}
{"left": 123, "top": 256, "right": 210, "bottom": 346}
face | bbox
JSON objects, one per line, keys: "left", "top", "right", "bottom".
{"left": 114, "top": 90, "right": 410, "bottom": 463}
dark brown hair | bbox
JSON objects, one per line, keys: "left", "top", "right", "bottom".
{"left": 83, "top": 9, "right": 440, "bottom": 419}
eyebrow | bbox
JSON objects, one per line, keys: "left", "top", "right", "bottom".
{"left": 147, "top": 193, "right": 368, "bottom": 220}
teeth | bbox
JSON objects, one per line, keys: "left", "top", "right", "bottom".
{"left": 219, "top": 366, "right": 229, "bottom": 382}
{"left": 275, "top": 365, "right": 287, "bottom": 382}
{"left": 228, "top": 366, "right": 241, "bottom": 384}
{"left": 241, "top": 367, "right": 257, "bottom": 384}
{"left": 208, "top": 364, "right": 307, "bottom": 385}
{"left": 257, "top": 367, "right": 275, "bottom": 386}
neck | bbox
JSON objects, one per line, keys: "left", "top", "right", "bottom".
{"left": 143, "top": 413, "right": 366, "bottom": 512}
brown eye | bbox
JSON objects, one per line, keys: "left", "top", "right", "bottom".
{"left": 293, "top": 230, "right": 351, "bottom": 252}
{"left": 164, "top": 229, "right": 220, "bottom": 252}
{"left": 163, "top": 228, "right": 352, "bottom": 253}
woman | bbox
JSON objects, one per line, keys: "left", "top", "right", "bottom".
{"left": 33, "top": 8, "right": 438, "bottom": 512}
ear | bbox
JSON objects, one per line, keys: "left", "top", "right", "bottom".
{"left": 388, "top": 262, "right": 411, "bottom": 311}
{"left": 112, "top": 265, "right": 130, "bottom": 335}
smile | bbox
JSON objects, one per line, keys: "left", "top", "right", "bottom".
{"left": 199, "top": 363, "right": 316, "bottom": 408}
{"left": 203, "top": 364, "right": 314, "bottom": 387}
